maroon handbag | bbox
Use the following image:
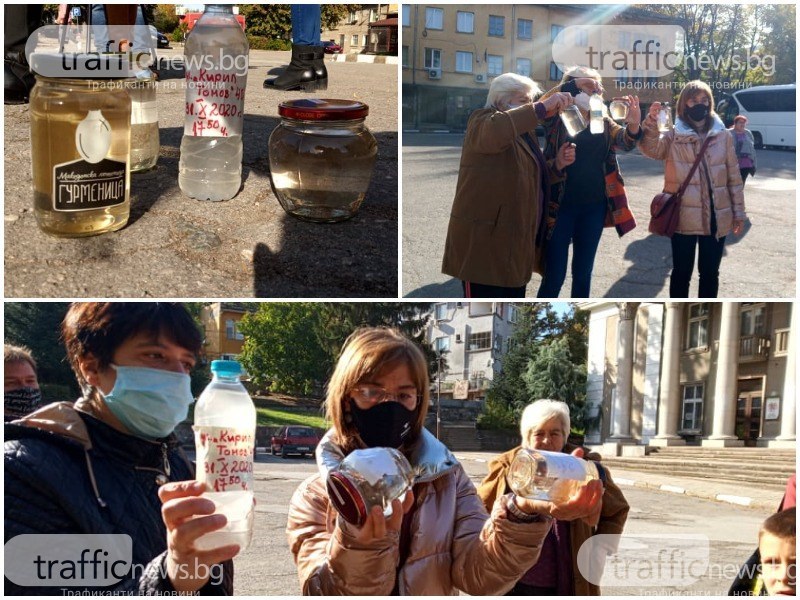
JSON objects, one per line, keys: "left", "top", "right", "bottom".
{"left": 649, "top": 136, "right": 713, "bottom": 237}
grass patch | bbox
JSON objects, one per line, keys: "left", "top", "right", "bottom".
{"left": 256, "top": 407, "right": 328, "bottom": 429}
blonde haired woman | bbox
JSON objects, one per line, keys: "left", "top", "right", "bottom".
{"left": 477, "top": 399, "right": 629, "bottom": 595}
{"left": 442, "top": 73, "right": 576, "bottom": 298}
{"left": 639, "top": 80, "right": 746, "bottom": 297}
{"left": 286, "top": 329, "right": 603, "bottom": 595}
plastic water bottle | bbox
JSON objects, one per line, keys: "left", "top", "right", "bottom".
{"left": 508, "top": 448, "right": 599, "bottom": 504}
{"left": 179, "top": 5, "right": 248, "bottom": 201}
{"left": 193, "top": 360, "right": 256, "bottom": 551}
{"left": 589, "top": 93, "right": 605, "bottom": 134}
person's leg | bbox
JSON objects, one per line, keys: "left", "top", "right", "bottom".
{"left": 291, "top": 4, "right": 321, "bottom": 46}
{"left": 696, "top": 234, "right": 726, "bottom": 298}
{"left": 4, "top": 4, "right": 41, "bottom": 104}
{"left": 264, "top": 4, "right": 327, "bottom": 91}
{"left": 569, "top": 201, "right": 607, "bottom": 298}
{"left": 537, "top": 205, "right": 577, "bottom": 298}
{"left": 669, "top": 233, "right": 697, "bottom": 298}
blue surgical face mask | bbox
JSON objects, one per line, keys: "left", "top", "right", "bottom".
{"left": 100, "top": 365, "right": 194, "bottom": 440}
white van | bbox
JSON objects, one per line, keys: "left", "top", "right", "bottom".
{"left": 717, "top": 84, "right": 796, "bottom": 149}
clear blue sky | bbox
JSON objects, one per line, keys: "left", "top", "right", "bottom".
{"left": 551, "top": 302, "right": 570, "bottom": 316}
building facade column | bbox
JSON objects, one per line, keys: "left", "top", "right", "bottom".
{"left": 704, "top": 302, "right": 744, "bottom": 447}
{"left": 772, "top": 302, "right": 796, "bottom": 447}
{"left": 652, "top": 302, "right": 686, "bottom": 446}
{"left": 610, "top": 302, "right": 638, "bottom": 441}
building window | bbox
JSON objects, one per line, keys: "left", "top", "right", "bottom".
{"left": 487, "top": 54, "right": 503, "bottom": 76}
{"left": 616, "top": 68, "right": 629, "bottom": 83}
{"left": 551, "top": 24, "right": 565, "bottom": 43}
{"left": 681, "top": 384, "right": 704, "bottom": 431}
{"left": 740, "top": 303, "right": 767, "bottom": 336}
{"left": 402, "top": 45, "right": 409, "bottom": 67}
{"left": 434, "top": 303, "right": 448, "bottom": 321}
{"left": 516, "top": 58, "right": 532, "bottom": 77}
{"left": 517, "top": 18, "right": 532, "bottom": 40}
{"left": 402, "top": 4, "right": 410, "bottom": 27}
{"left": 351, "top": 34, "right": 359, "bottom": 46}
{"left": 686, "top": 303, "right": 710, "bottom": 350}
{"left": 455, "top": 51, "right": 473, "bottom": 73}
{"left": 456, "top": 11, "right": 474, "bottom": 33}
{"left": 575, "top": 28, "right": 588, "bottom": 46}
{"left": 508, "top": 304, "right": 519, "bottom": 323}
{"left": 549, "top": 61, "right": 563, "bottom": 81}
{"left": 225, "top": 319, "right": 243, "bottom": 341}
{"left": 425, "top": 7, "right": 443, "bottom": 30}
{"left": 488, "top": 15, "right": 505, "bottom": 37}
{"left": 467, "top": 331, "right": 491, "bottom": 351}
{"left": 774, "top": 328, "right": 790, "bottom": 356}
{"left": 435, "top": 336, "right": 451, "bottom": 353}
{"left": 369, "top": 8, "right": 378, "bottom": 22}
{"left": 493, "top": 334, "right": 503, "bottom": 352}
{"left": 424, "top": 48, "right": 442, "bottom": 69}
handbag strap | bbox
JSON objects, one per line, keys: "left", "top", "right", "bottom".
{"left": 676, "top": 135, "right": 713, "bottom": 198}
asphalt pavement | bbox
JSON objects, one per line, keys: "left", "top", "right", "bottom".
{"left": 402, "top": 132, "right": 796, "bottom": 298}
{"left": 4, "top": 48, "right": 398, "bottom": 298}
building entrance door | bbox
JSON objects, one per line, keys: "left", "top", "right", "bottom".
{"left": 736, "top": 392, "right": 763, "bottom": 446}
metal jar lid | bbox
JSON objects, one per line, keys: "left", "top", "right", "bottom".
{"left": 278, "top": 99, "right": 369, "bottom": 121}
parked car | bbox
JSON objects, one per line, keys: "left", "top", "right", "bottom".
{"left": 270, "top": 426, "right": 321, "bottom": 458}
{"left": 156, "top": 31, "right": 170, "bottom": 49}
{"left": 322, "top": 40, "right": 342, "bottom": 54}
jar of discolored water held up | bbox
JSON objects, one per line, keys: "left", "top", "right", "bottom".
{"left": 268, "top": 99, "right": 378, "bottom": 223}
{"left": 29, "top": 53, "right": 132, "bottom": 237}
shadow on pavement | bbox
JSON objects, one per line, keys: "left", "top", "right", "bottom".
{"left": 405, "top": 277, "right": 462, "bottom": 298}
{"left": 605, "top": 234, "right": 671, "bottom": 297}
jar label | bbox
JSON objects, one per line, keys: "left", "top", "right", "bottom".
{"left": 52, "top": 159, "right": 127, "bottom": 212}
{"left": 193, "top": 425, "right": 255, "bottom": 493}
{"left": 184, "top": 68, "right": 246, "bottom": 137}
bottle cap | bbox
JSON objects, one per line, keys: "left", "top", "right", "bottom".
{"left": 211, "top": 360, "right": 242, "bottom": 375}
{"left": 278, "top": 99, "right": 369, "bottom": 121}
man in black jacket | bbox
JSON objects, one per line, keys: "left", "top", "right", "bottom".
{"left": 5, "top": 302, "right": 235, "bottom": 594}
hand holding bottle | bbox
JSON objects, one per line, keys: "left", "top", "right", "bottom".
{"left": 348, "top": 489, "right": 415, "bottom": 544}
{"left": 555, "top": 142, "right": 576, "bottom": 171}
{"left": 646, "top": 101, "right": 662, "bottom": 125}
{"left": 514, "top": 478, "right": 604, "bottom": 526}
{"left": 541, "top": 92, "right": 574, "bottom": 116}
{"left": 160, "top": 481, "right": 239, "bottom": 592}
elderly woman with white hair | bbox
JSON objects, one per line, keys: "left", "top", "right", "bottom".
{"left": 477, "top": 399, "right": 630, "bottom": 595}
{"left": 441, "top": 73, "right": 576, "bottom": 298}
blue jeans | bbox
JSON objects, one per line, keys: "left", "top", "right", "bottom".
{"left": 537, "top": 201, "right": 606, "bottom": 298}
{"left": 292, "top": 5, "right": 321, "bottom": 46}
{"left": 90, "top": 4, "right": 150, "bottom": 54}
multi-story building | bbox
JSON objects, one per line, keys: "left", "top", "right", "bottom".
{"left": 426, "top": 302, "right": 521, "bottom": 401}
{"left": 579, "top": 302, "right": 796, "bottom": 452}
{"left": 322, "top": 4, "right": 398, "bottom": 55}
{"left": 199, "top": 303, "right": 256, "bottom": 362}
{"left": 402, "top": 4, "right": 681, "bottom": 130}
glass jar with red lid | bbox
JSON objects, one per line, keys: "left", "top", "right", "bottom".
{"left": 268, "top": 99, "right": 378, "bottom": 223}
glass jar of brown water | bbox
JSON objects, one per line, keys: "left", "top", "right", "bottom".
{"left": 127, "top": 71, "right": 159, "bottom": 172}
{"left": 268, "top": 99, "right": 378, "bottom": 223}
{"left": 29, "top": 55, "right": 131, "bottom": 237}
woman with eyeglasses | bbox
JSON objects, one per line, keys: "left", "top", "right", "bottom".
{"left": 285, "top": 327, "right": 603, "bottom": 595}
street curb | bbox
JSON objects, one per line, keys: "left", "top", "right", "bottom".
{"left": 614, "top": 477, "right": 762, "bottom": 508}
{"left": 335, "top": 54, "right": 398, "bottom": 64}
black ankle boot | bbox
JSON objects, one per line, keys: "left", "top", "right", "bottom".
{"left": 5, "top": 50, "right": 35, "bottom": 105}
{"left": 311, "top": 46, "right": 328, "bottom": 91}
{"left": 264, "top": 44, "right": 323, "bottom": 92}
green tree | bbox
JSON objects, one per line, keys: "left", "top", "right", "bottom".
{"left": 5, "top": 302, "right": 77, "bottom": 399}
{"left": 153, "top": 4, "right": 180, "bottom": 34}
{"left": 522, "top": 336, "right": 588, "bottom": 430}
{"left": 237, "top": 304, "right": 328, "bottom": 395}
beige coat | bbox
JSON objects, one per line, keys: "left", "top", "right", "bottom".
{"left": 286, "top": 430, "right": 552, "bottom": 595}
{"left": 441, "top": 105, "right": 564, "bottom": 287}
{"left": 477, "top": 444, "right": 630, "bottom": 595}
{"left": 638, "top": 115, "right": 746, "bottom": 238}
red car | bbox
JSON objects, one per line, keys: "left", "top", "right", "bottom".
{"left": 322, "top": 41, "right": 342, "bottom": 54}
{"left": 270, "top": 426, "right": 321, "bottom": 458}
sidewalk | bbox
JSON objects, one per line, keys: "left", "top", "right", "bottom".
{"left": 454, "top": 452, "right": 786, "bottom": 511}
{"left": 4, "top": 49, "right": 398, "bottom": 298}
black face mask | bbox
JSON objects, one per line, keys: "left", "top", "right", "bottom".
{"left": 4, "top": 387, "right": 43, "bottom": 420}
{"left": 350, "top": 400, "right": 416, "bottom": 449}
{"left": 686, "top": 104, "right": 709, "bottom": 122}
